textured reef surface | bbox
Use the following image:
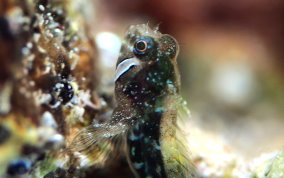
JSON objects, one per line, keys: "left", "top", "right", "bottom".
{"left": 0, "top": 0, "right": 125, "bottom": 177}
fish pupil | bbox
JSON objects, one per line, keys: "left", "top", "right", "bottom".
{"left": 135, "top": 40, "right": 147, "bottom": 52}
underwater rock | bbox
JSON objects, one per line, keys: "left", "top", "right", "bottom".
{"left": 0, "top": 0, "right": 109, "bottom": 177}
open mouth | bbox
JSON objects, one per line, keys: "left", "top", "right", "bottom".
{"left": 114, "top": 57, "right": 141, "bottom": 82}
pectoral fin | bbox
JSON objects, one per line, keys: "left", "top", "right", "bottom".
{"left": 70, "top": 122, "right": 127, "bottom": 166}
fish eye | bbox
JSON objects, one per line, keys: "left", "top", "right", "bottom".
{"left": 135, "top": 40, "right": 147, "bottom": 53}
{"left": 133, "top": 37, "right": 155, "bottom": 57}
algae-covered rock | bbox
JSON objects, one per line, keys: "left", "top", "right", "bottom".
{"left": 0, "top": 0, "right": 110, "bottom": 177}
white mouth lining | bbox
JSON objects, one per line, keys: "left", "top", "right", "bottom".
{"left": 114, "top": 57, "right": 141, "bottom": 82}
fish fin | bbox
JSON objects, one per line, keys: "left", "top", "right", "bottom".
{"left": 70, "top": 123, "right": 127, "bottom": 167}
{"left": 176, "top": 96, "right": 198, "bottom": 177}
{"left": 176, "top": 95, "right": 192, "bottom": 123}
{"left": 161, "top": 94, "right": 197, "bottom": 177}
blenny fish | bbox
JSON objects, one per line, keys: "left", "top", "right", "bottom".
{"left": 71, "top": 24, "right": 196, "bottom": 178}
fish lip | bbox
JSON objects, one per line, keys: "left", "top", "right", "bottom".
{"left": 114, "top": 57, "right": 141, "bottom": 82}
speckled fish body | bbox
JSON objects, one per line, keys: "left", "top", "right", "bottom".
{"left": 71, "top": 24, "right": 196, "bottom": 178}
{"left": 115, "top": 24, "right": 195, "bottom": 178}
